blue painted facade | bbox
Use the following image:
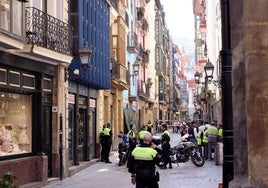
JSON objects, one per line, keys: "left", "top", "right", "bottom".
{"left": 70, "top": 0, "right": 110, "bottom": 89}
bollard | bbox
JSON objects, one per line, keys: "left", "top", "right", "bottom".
{"left": 215, "top": 142, "right": 223, "bottom": 165}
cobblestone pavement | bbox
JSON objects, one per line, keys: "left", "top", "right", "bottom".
{"left": 43, "top": 132, "right": 222, "bottom": 188}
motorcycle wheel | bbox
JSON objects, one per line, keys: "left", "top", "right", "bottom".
{"left": 191, "top": 150, "right": 205, "bottom": 167}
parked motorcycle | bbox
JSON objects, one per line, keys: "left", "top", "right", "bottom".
{"left": 153, "top": 134, "right": 205, "bottom": 167}
{"left": 117, "top": 133, "right": 130, "bottom": 166}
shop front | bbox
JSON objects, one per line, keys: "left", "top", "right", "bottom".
{"left": 0, "top": 53, "right": 56, "bottom": 185}
{"left": 68, "top": 81, "right": 98, "bottom": 166}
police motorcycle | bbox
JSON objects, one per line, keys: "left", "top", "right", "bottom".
{"left": 152, "top": 134, "right": 205, "bottom": 167}
{"left": 117, "top": 132, "right": 130, "bottom": 166}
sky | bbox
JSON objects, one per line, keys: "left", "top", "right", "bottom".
{"left": 161, "top": 0, "right": 195, "bottom": 52}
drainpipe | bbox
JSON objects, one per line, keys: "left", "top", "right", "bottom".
{"left": 220, "top": 0, "right": 234, "bottom": 187}
{"left": 59, "top": 114, "right": 63, "bottom": 180}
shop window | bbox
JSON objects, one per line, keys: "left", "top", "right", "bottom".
{"left": 9, "top": 71, "right": 20, "bottom": 87}
{"left": 0, "top": 91, "right": 32, "bottom": 156}
{"left": 22, "top": 73, "right": 35, "bottom": 89}
{"left": 0, "top": 68, "right": 7, "bottom": 85}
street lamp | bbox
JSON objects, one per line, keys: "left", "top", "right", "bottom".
{"left": 204, "top": 59, "right": 221, "bottom": 88}
{"left": 194, "top": 71, "right": 201, "bottom": 84}
{"left": 78, "top": 41, "right": 92, "bottom": 67}
{"left": 204, "top": 59, "right": 214, "bottom": 82}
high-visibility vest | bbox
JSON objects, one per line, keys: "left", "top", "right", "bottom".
{"left": 218, "top": 128, "right": 223, "bottom": 137}
{"left": 132, "top": 146, "right": 157, "bottom": 160}
{"left": 139, "top": 130, "right": 148, "bottom": 139}
{"left": 197, "top": 131, "right": 202, "bottom": 145}
{"left": 203, "top": 130, "right": 208, "bottom": 143}
{"left": 103, "top": 127, "right": 111, "bottom": 136}
{"left": 128, "top": 130, "right": 136, "bottom": 138}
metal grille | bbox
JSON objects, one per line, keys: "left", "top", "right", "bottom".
{"left": 25, "top": 7, "right": 73, "bottom": 55}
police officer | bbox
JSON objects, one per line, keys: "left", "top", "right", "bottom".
{"left": 127, "top": 123, "right": 137, "bottom": 167}
{"left": 206, "top": 122, "right": 218, "bottom": 160}
{"left": 128, "top": 132, "right": 161, "bottom": 188}
{"left": 147, "top": 120, "right": 153, "bottom": 133}
{"left": 100, "top": 124, "right": 106, "bottom": 162}
{"left": 160, "top": 124, "right": 172, "bottom": 169}
{"left": 138, "top": 124, "right": 149, "bottom": 145}
{"left": 103, "top": 122, "right": 112, "bottom": 163}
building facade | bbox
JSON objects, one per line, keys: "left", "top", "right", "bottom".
{"left": 0, "top": 0, "right": 72, "bottom": 186}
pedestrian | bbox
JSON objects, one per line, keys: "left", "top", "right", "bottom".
{"left": 160, "top": 123, "right": 172, "bottom": 169}
{"left": 127, "top": 123, "right": 137, "bottom": 166}
{"left": 103, "top": 122, "right": 113, "bottom": 163}
{"left": 206, "top": 122, "right": 218, "bottom": 160}
{"left": 99, "top": 124, "right": 106, "bottom": 162}
{"left": 196, "top": 124, "right": 204, "bottom": 155}
{"left": 128, "top": 132, "right": 161, "bottom": 188}
{"left": 188, "top": 121, "right": 198, "bottom": 145}
{"left": 218, "top": 124, "right": 223, "bottom": 142}
{"left": 203, "top": 124, "right": 210, "bottom": 160}
{"left": 138, "top": 124, "right": 148, "bottom": 145}
{"left": 147, "top": 120, "right": 153, "bottom": 133}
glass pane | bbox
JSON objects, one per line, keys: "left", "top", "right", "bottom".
{"left": 0, "top": 0, "right": 10, "bottom": 31}
{"left": 0, "top": 68, "right": 7, "bottom": 85}
{"left": 0, "top": 91, "right": 32, "bottom": 156}
{"left": 12, "top": 0, "right": 22, "bottom": 36}
{"left": 9, "top": 70, "right": 20, "bottom": 87}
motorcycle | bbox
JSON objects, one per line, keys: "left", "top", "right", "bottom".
{"left": 153, "top": 134, "right": 205, "bottom": 167}
{"left": 117, "top": 133, "right": 130, "bottom": 166}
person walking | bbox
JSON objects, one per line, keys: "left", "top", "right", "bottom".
{"left": 160, "top": 123, "right": 172, "bottom": 169}
{"left": 103, "top": 122, "right": 113, "bottom": 163}
{"left": 128, "top": 132, "right": 161, "bottom": 188}
{"left": 99, "top": 124, "right": 106, "bottom": 162}
{"left": 206, "top": 122, "right": 218, "bottom": 160}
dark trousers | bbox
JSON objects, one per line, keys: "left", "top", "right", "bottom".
{"left": 136, "top": 170, "right": 159, "bottom": 188}
{"left": 203, "top": 142, "right": 208, "bottom": 159}
{"left": 162, "top": 143, "right": 172, "bottom": 167}
{"left": 100, "top": 143, "right": 105, "bottom": 161}
{"left": 104, "top": 141, "right": 112, "bottom": 162}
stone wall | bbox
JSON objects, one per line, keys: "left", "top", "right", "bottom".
{"left": 0, "top": 155, "right": 48, "bottom": 186}
{"left": 230, "top": 0, "right": 268, "bottom": 187}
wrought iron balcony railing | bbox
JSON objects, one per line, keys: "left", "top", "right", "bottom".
{"left": 25, "top": 7, "right": 73, "bottom": 55}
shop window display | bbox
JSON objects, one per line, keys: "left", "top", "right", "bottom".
{"left": 0, "top": 92, "right": 32, "bottom": 156}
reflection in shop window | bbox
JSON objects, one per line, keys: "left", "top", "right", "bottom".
{"left": 0, "top": 91, "right": 32, "bottom": 156}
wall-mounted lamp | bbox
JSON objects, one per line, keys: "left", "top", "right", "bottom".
{"left": 204, "top": 59, "right": 221, "bottom": 88}
{"left": 79, "top": 41, "right": 92, "bottom": 67}
{"left": 194, "top": 71, "right": 201, "bottom": 84}
{"left": 204, "top": 59, "right": 214, "bottom": 82}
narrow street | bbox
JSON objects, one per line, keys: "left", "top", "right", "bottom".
{"left": 43, "top": 132, "right": 222, "bottom": 188}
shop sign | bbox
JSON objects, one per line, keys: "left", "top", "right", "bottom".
{"left": 68, "top": 94, "right": 75, "bottom": 104}
{"left": 89, "top": 99, "right": 96, "bottom": 108}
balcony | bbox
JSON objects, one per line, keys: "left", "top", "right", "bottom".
{"left": 127, "top": 32, "right": 138, "bottom": 53}
{"left": 25, "top": 7, "right": 73, "bottom": 55}
{"left": 111, "top": 58, "right": 129, "bottom": 90}
{"left": 138, "top": 80, "right": 149, "bottom": 101}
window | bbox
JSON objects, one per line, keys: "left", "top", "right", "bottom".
{"left": 0, "top": 91, "right": 32, "bottom": 156}
{"left": 0, "top": 0, "right": 24, "bottom": 36}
